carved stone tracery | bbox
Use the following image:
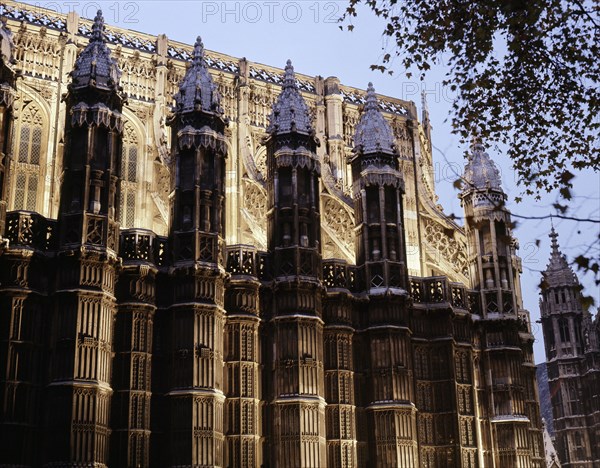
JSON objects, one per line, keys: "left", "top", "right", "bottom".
{"left": 423, "top": 217, "right": 469, "bottom": 279}
{"left": 321, "top": 195, "right": 354, "bottom": 263}
{"left": 241, "top": 178, "right": 267, "bottom": 250}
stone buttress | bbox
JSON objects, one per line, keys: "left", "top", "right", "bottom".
{"left": 0, "top": 16, "right": 47, "bottom": 467}
{"left": 159, "top": 36, "right": 229, "bottom": 467}
{"left": 265, "top": 60, "right": 327, "bottom": 468}
{"left": 45, "top": 10, "right": 124, "bottom": 466}
{"left": 349, "top": 83, "right": 418, "bottom": 466}
{"left": 460, "top": 142, "right": 544, "bottom": 467}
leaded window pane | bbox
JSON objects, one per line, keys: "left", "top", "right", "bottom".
{"left": 26, "top": 174, "right": 38, "bottom": 211}
{"left": 30, "top": 126, "right": 42, "bottom": 165}
{"left": 128, "top": 146, "right": 137, "bottom": 182}
{"left": 126, "top": 190, "right": 135, "bottom": 227}
{"left": 18, "top": 125, "right": 30, "bottom": 163}
{"left": 14, "top": 172, "right": 26, "bottom": 209}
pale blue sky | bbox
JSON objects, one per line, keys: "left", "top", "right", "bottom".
{"left": 23, "top": 0, "right": 600, "bottom": 362}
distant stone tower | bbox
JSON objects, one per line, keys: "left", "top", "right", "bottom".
{"left": 265, "top": 60, "right": 327, "bottom": 467}
{"left": 460, "top": 142, "right": 544, "bottom": 466}
{"left": 45, "top": 10, "right": 124, "bottom": 466}
{"left": 350, "top": 83, "right": 417, "bottom": 466}
{"left": 540, "top": 227, "right": 600, "bottom": 467}
{"left": 158, "top": 36, "right": 229, "bottom": 466}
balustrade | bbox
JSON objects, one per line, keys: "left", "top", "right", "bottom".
{"left": 5, "top": 210, "right": 56, "bottom": 251}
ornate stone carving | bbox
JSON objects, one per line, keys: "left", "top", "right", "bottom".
{"left": 423, "top": 217, "right": 469, "bottom": 279}
{"left": 248, "top": 83, "right": 276, "bottom": 128}
{"left": 151, "top": 161, "right": 170, "bottom": 232}
{"left": 342, "top": 105, "right": 359, "bottom": 148}
{"left": 13, "top": 26, "right": 62, "bottom": 81}
{"left": 321, "top": 150, "right": 352, "bottom": 206}
{"left": 71, "top": 101, "right": 123, "bottom": 130}
{"left": 321, "top": 230, "right": 337, "bottom": 260}
{"left": 152, "top": 95, "right": 169, "bottom": 164}
{"left": 267, "top": 60, "right": 312, "bottom": 135}
{"left": 214, "top": 73, "right": 236, "bottom": 121}
{"left": 321, "top": 195, "right": 354, "bottom": 262}
{"left": 239, "top": 129, "right": 265, "bottom": 184}
{"left": 71, "top": 11, "right": 122, "bottom": 94}
{"left": 462, "top": 141, "right": 502, "bottom": 193}
{"left": 173, "top": 37, "right": 223, "bottom": 115}
{"left": 241, "top": 179, "right": 267, "bottom": 249}
{"left": 118, "top": 52, "right": 155, "bottom": 102}
{"left": 353, "top": 83, "right": 396, "bottom": 156}
{"left": 391, "top": 117, "right": 413, "bottom": 160}
{"left": 253, "top": 144, "right": 267, "bottom": 180}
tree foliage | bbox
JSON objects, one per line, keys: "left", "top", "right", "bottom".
{"left": 341, "top": 0, "right": 599, "bottom": 198}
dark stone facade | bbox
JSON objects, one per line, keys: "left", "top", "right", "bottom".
{"left": 0, "top": 5, "right": 546, "bottom": 467}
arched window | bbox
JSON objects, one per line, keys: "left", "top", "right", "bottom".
{"left": 119, "top": 123, "right": 140, "bottom": 228}
{"left": 10, "top": 101, "right": 45, "bottom": 212}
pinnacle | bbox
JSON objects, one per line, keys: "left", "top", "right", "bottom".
{"left": 549, "top": 225, "right": 560, "bottom": 256}
{"left": 283, "top": 59, "right": 296, "bottom": 89}
{"left": 543, "top": 227, "right": 578, "bottom": 287}
{"left": 469, "top": 135, "right": 485, "bottom": 154}
{"left": 266, "top": 59, "right": 312, "bottom": 135}
{"left": 547, "top": 223, "right": 566, "bottom": 269}
{"left": 91, "top": 10, "right": 105, "bottom": 42}
{"left": 352, "top": 82, "right": 396, "bottom": 156}
{"left": 173, "top": 36, "right": 222, "bottom": 115}
{"left": 365, "top": 82, "right": 378, "bottom": 111}
{"left": 193, "top": 36, "right": 204, "bottom": 65}
{"left": 421, "top": 90, "right": 430, "bottom": 116}
{"left": 70, "top": 8, "right": 122, "bottom": 94}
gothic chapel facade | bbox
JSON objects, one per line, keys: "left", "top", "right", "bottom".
{"left": 0, "top": 2, "right": 545, "bottom": 467}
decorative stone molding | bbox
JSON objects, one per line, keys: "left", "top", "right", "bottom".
{"left": 177, "top": 125, "right": 227, "bottom": 154}
{"left": 71, "top": 101, "right": 124, "bottom": 130}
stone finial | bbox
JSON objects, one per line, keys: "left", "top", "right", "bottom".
{"left": 66, "top": 11, "right": 80, "bottom": 36}
{"left": 70, "top": 10, "right": 122, "bottom": 94}
{"left": 174, "top": 36, "right": 223, "bottom": 115}
{"left": 353, "top": 83, "right": 396, "bottom": 156}
{"left": 549, "top": 226, "right": 560, "bottom": 257}
{"left": 192, "top": 36, "right": 204, "bottom": 65}
{"left": 283, "top": 59, "right": 295, "bottom": 87}
{"left": 90, "top": 9, "right": 105, "bottom": 42}
{"left": 267, "top": 59, "right": 313, "bottom": 135}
